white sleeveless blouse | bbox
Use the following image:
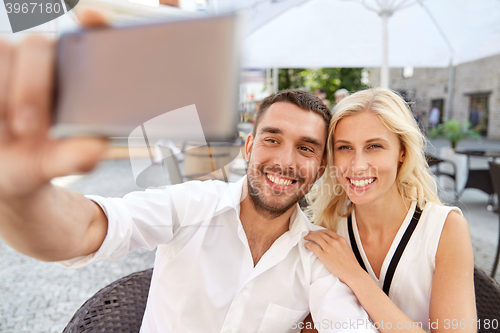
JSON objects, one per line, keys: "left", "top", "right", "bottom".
{"left": 336, "top": 201, "right": 462, "bottom": 332}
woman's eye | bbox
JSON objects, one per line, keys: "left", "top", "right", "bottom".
{"left": 337, "top": 146, "right": 351, "bottom": 150}
{"left": 369, "top": 144, "right": 383, "bottom": 149}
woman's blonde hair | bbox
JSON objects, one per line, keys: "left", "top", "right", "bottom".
{"left": 306, "top": 88, "right": 441, "bottom": 230}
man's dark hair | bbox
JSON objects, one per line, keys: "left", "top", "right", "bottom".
{"left": 253, "top": 89, "right": 332, "bottom": 138}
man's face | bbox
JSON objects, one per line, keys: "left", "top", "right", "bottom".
{"left": 245, "top": 102, "right": 327, "bottom": 217}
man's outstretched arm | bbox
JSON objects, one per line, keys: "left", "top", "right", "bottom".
{"left": 0, "top": 10, "right": 110, "bottom": 262}
{"left": 0, "top": 184, "right": 108, "bottom": 261}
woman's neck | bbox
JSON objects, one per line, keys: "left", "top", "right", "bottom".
{"left": 354, "top": 191, "right": 413, "bottom": 236}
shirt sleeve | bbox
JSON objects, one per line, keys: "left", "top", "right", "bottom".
{"left": 309, "top": 262, "right": 377, "bottom": 333}
{"left": 57, "top": 180, "right": 228, "bottom": 269}
{"left": 57, "top": 186, "right": 181, "bottom": 268}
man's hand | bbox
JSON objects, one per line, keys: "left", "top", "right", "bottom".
{"left": 0, "top": 9, "right": 111, "bottom": 261}
{"left": 0, "top": 9, "right": 110, "bottom": 200}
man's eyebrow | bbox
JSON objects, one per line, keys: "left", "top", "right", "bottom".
{"left": 300, "top": 136, "right": 323, "bottom": 147}
{"left": 259, "top": 126, "right": 282, "bottom": 135}
{"left": 259, "top": 127, "right": 322, "bottom": 147}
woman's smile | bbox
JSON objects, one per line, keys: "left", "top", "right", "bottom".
{"left": 346, "top": 177, "right": 377, "bottom": 191}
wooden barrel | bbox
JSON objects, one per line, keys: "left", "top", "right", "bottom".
{"left": 183, "top": 142, "right": 241, "bottom": 180}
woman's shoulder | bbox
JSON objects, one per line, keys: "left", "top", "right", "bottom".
{"left": 422, "top": 202, "right": 468, "bottom": 248}
{"left": 421, "top": 201, "right": 463, "bottom": 223}
{"left": 440, "top": 208, "right": 469, "bottom": 242}
{"left": 434, "top": 208, "right": 473, "bottom": 276}
{"left": 419, "top": 201, "right": 471, "bottom": 267}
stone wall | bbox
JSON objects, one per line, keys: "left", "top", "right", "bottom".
{"left": 367, "top": 54, "right": 500, "bottom": 138}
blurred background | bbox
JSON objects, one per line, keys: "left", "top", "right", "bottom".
{"left": 1, "top": 0, "right": 500, "bottom": 331}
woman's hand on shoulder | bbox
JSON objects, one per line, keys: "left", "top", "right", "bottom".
{"left": 430, "top": 211, "right": 477, "bottom": 332}
{"left": 304, "top": 229, "right": 366, "bottom": 285}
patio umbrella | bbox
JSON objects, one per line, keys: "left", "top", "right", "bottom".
{"left": 222, "top": 0, "right": 500, "bottom": 89}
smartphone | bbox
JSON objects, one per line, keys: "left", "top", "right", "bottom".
{"left": 53, "top": 14, "right": 241, "bottom": 142}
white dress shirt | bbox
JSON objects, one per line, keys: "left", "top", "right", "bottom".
{"left": 59, "top": 176, "right": 375, "bottom": 333}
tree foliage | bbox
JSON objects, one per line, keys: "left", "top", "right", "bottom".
{"left": 274, "top": 68, "right": 369, "bottom": 105}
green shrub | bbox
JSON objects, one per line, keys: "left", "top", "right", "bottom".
{"left": 428, "top": 118, "right": 481, "bottom": 149}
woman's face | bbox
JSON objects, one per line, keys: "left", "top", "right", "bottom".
{"left": 332, "top": 111, "right": 405, "bottom": 207}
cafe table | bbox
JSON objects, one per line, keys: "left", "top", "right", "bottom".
{"left": 454, "top": 150, "right": 500, "bottom": 208}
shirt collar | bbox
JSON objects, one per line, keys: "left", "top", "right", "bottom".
{"left": 289, "top": 204, "right": 316, "bottom": 240}
{"left": 216, "top": 176, "right": 316, "bottom": 242}
{"left": 215, "top": 175, "right": 247, "bottom": 216}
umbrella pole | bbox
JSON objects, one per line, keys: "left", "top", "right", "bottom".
{"left": 445, "top": 61, "right": 455, "bottom": 119}
{"left": 266, "top": 68, "right": 272, "bottom": 94}
{"left": 273, "top": 67, "right": 279, "bottom": 93}
{"left": 380, "top": 11, "right": 390, "bottom": 89}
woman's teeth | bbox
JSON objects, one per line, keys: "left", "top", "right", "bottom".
{"left": 266, "top": 173, "right": 293, "bottom": 186}
{"left": 349, "top": 178, "right": 375, "bottom": 187}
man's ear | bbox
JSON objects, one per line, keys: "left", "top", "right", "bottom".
{"left": 317, "top": 153, "right": 328, "bottom": 179}
{"left": 245, "top": 133, "right": 254, "bottom": 162}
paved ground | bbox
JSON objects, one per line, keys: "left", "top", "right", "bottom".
{"left": 0, "top": 159, "right": 156, "bottom": 333}
{"left": 1, "top": 137, "right": 500, "bottom": 332}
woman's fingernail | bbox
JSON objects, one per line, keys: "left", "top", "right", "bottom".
{"left": 13, "top": 106, "right": 38, "bottom": 134}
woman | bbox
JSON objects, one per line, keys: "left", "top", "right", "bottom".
{"left": 302, "top": 88, "right": 476, "bottom": 332}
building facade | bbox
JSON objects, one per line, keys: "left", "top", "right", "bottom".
{"left": 367, "top": 54, "right": 500, "bottom": 138}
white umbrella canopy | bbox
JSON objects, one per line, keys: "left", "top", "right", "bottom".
{"left": 222, "top": 0, "right": 500, "bottom": 87}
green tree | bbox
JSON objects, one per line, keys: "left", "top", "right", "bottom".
{"left": 277, "top": 68, "right": 307, "bottom": 91}
{"left": 273, "top": 68, "right": 368, "bottom": 105}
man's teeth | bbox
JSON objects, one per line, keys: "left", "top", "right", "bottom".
{"left": 349, "top": 178, "right": 375, "bottom": 187}
{"left": 266, "top": 174, "right": 293, "bottom": 186}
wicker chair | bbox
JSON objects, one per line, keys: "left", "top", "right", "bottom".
{"left": 474, "top": 268, "right": 500, "bottom": 332}
{"left": 63, "top": 267, "right": 499, "bottom": 332}
{"left": 425, "top": 152, "right": 458, "bottom": 200}
{"left": 62, "top": 268, "right": 153, "bottom": 333}
{"left": 489, "top": 161, "right": 500, "bottom": 277}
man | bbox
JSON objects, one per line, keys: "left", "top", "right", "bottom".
{"left": 0, "top": 10, "right": 374, "bottom": 333}
{"left": 428, "top": 106, "right": 440, "bottom": 129}
{"left": 314, "top": 88, "right": 330, "bottom": 108}
{"left": 334, "top": 89, "right": 349, "bottom": 104}
{"left": 469, "top": 105, "right": 480, "bottom": 129}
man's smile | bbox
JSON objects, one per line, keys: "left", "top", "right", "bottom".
{"left": 264, "top": 172, "right": 298, "bottom": 189}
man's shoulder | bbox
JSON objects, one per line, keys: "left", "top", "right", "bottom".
{"left": 294, "top": 208, "right": 326, "bottom": 232}
{"left": 309, "top": 223, "right": 325, "bottom": 232}
{"left": 167, "top": 179, "right": 242, "bottom": 224}
{"left": 169, "top": 178, "right": 230, "bottom": 191}
{"left": 292, "top": 212, "right": 331, "bottom": 281}
{"left": 167, "top": 179, "right": 239, "bottom": 200}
